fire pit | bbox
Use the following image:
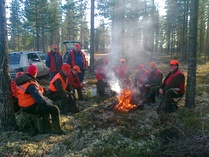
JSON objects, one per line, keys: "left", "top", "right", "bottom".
{"left": 114, "top": 89, "right": 143, "bottom": 112}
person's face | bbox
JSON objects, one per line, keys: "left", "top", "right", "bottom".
{"left": 63, "top": 70, "right": 70, "bottom": 77}
{"left": 52, "top": 47, "right": 58, "bottom": 52}
{"left": 73, "top": 70, "right": 78, "bottom": 75}
{"left": 170, "top": 64, "right": 178, "bottom": 72}
{"left": 75, "top": 46, "right": 80, "bottom": 52}
{"left": 150, "top": 66, "right": 156, "bottom": 72}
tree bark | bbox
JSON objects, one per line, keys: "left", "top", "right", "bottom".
{"left": 185, "top": 0, "right": 199, "bottom": 108}
{"left": 0, "top": 0, "right": 17, "bottom": 130}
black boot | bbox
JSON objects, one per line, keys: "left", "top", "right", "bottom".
{"left": 52, "top": 116, "right": 66, "bottom": 135}
{"left": 77, "top": 88, "right": 84, "bottom": 100}
{"left": 42, "top": 114, "right": 52, "bottom": 133}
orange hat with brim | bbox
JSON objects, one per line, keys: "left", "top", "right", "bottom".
{"left": 149, "top": 61, "right": 157, "bottom": 68}
{"left": 73, "top": 65, "right": 81, "bottom": 73}
{"left": 62, "top": 64, "right": 71, "bottom": 72}
{"left": 120, "top": 58, "right": 125, "bottom": 62}
{"left": 170, "top": 60, "right": 179, "bottom": 65}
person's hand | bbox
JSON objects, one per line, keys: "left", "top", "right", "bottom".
{"left": 159, "top": 88, "right": 164, "bottom": 95}
{"left": 145, "top": 84, "right": 150, "bottom": 87}
{"left": 80, "top": 83, "right": 85, "bottom": 87}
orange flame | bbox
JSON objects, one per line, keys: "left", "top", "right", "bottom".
{"left": 115, "top": 89, "right": 137, "bottom": 112}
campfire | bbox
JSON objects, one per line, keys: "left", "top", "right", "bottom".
{"left": 115, "top": 89, "right": 137, "bottom": 112}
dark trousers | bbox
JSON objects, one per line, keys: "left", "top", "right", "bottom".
{"left": 96, "top": 80, "right": 108, "bottom": 96}
{"left": 78, "top": 69, "right": 85, "bottom": 82}
{"left": 75, "top": 88, "right": 84, "bottom": 100}
{"left": 21, "top": 102, "right": 59, "bottom": 119}
{"left": 12, "top": 97, "right": 20, "bottom": 113}
{"left": 47, "top": 92, "right": 78, "bottom": 113}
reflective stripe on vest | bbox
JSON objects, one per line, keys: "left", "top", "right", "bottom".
{"left": 49, "top": 73, "right": 69, "bottom": 92}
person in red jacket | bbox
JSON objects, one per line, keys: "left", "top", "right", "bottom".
{"left": 66, "top": 43, "right": 87, "bottom": 82}
{"left": 46, "top": 44, "right": 63, "bottom": 80}
{"left": 114, "top": 58, "right": 131, "bottom": 88}
{"left": 11, "top": 71, "right": 24, "bottom": 113}
{"left": 95, "top": 58, "right": 110, "bottom": 96}
{"left": 157, "top": 60, "right": 185, "bottom": 113}
{"left": 47, "top": 64, "right": 78, "bottom": 114}
{"left": 68, "top": 65, "right": 85, "bottom": 100}
{"left": 133, "top": 64, "right": 149, "bottom": 99}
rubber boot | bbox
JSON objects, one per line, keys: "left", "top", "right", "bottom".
{"left": 52, "top": 116, "right": 66, "bottom": 135}
{"left": 77, "top": 88, "right": 84, "bottom": 100}
{"left": 42, "top": 114, "right": 52, "bottom": 133}
{"left": 36, "top": 116, "right": 44, "bottom": 134}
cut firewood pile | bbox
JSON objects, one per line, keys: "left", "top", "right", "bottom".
{"left": 1, "top": 54, "right": 209, "bottom": 156}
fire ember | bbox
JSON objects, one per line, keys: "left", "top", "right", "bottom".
{"left": 115, "top": 89, "right": 137, "bottom": 112}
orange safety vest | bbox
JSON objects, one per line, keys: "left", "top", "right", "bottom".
{"left": 16, "top": 81, "right": 44, "bottom": 107}
{"left": 49, "top": 73, "right": 69, "bottom": 92}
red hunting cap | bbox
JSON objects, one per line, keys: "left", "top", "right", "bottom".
{"left": 170, "top": 60, "right": 179, "bottom": 65}
{"left": 74, "top": 43, "right": 81, "bottom": 49}
{"left": 27, "top": 65, "right": 38, "bottom": 76}
{"left": 73, "top": 65, "right": 81, "bottom": 73}
{"left": 62, "top": 64, "right": 71, "bottom": 72}
{"left": 52, "top": 44, "right": 58, "bottom": 49}
{"left": 138, "top": 64, "right": 144, "bottom": 70}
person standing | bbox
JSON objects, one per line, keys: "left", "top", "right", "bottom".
{"left": 46, "top": 44, "right": 63, "bottom": 80}
{"left": 156, "top": 60, "right": 185, "bottom": 113}
{"left": 66, "top": 43, "right": 87, "bottom": 82}
{"left": 15, "top": 65, "right": 65, "bottom": 134}
{"left": 47, "top": 64, "right": 79, "bottom": 114}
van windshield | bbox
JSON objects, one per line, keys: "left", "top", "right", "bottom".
{"left": 9, "top": 53, "right": 21, "bottom": 65}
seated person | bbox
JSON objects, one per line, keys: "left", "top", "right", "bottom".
{"left": 15, "top": 65, "right": 65, "bottom": 134}
{"left": 133, "top": 64, "right": 149, "bottom": 99}
{"left": 114, "top": 58, "right": 131, "bottom": 88}
{"left": 96, "top": 58, "right": 111, "bottom": 96}
{"left": 68, "top": 65, "right": 85, "bottom": 100}
{"left": 11, "top": 71, "right": 24, "bottom": 113}
{"left": 47, "top": 64, "right": 79, "bottom": 114}
{"left": 143, "top": 62, "right": 163, "bottom": 103}
{"left": 156, "top": 60, "right": 185, "bottom": 113}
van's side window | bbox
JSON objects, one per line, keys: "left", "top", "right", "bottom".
{"left": 28, "top": 53, "right": 40, "bottom": 62}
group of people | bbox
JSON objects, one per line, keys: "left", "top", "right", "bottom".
{"left": 11, "top": 43, "right": 87, "bottom": 135}
{"left": 96, "top": 58, "right": 185, "bottom": 113}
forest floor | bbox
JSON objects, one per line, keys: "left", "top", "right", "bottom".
{"left": 1, "top": 53, "right": 209, "bottom": 157}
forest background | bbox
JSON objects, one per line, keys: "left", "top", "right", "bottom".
{"left": 0, "top": 0, "right": 209, "bottom": 156}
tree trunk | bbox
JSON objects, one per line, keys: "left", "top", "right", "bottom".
{"left": 0, "top": 0, "right": 17, "bottom": 130}
{"left": 185, "top": 0, "right": 199, "bottom": 108}
{"left": 90, "top": 0, "right": 95, "bottom": 72}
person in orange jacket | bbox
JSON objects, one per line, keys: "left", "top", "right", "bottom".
{"left": 11, "top": 71, "right": 24, "bottom": 113}
{"left": 156, "top": 60, "right": 185, "bottom": 113}
{"left": 68, "top": 65, "right": 85, "bottom": 100}
{"left": 15, "top": 65, "right": 65, "bottom": 134}
{"left": 47, "top": 64, "right": 79, "bottom": 114}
